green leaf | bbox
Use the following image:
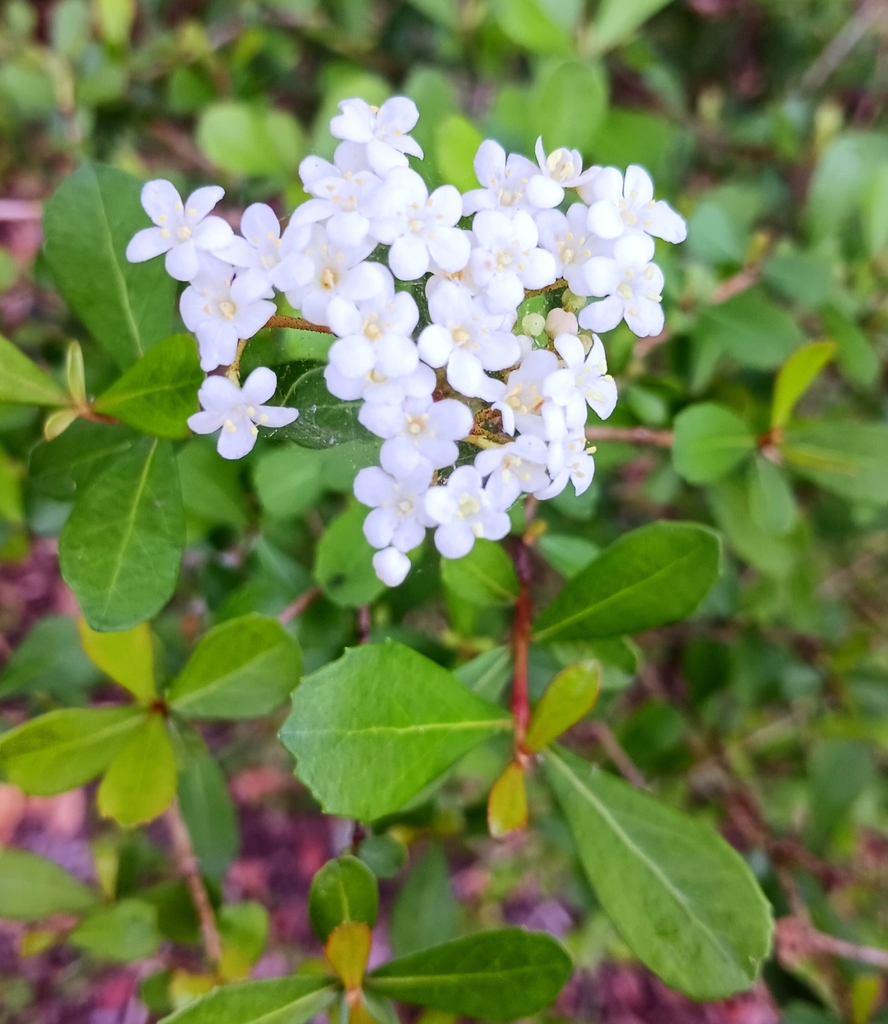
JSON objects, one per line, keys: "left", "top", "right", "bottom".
{"left": 672, "top": 403, "right": 756, "bottom": 484}
{"left": 309, "top": 856, "right": 379, "bottom": 942}
{"left": 77, "top": 618, "right": 155, "bottom": 702}
{"left": 29, "top": 420, "right": 141, "bottom": 501}
{"left": 0, "top": 616, "right": 99, "bottom": 699}
{"left": 197, "top": 102, "right": 304, "bottom": 178}
{"left": 0, "top": 333, "right": 68, "bottom": 406}
{"left": 276, "top": 367, "right": 371, "bottom": 450}
{"left": 440, "top": 539, "right": 519, "bottom": 607}
{"left": 158, "top": 976, "right": 338, "bottom": 1024}
{"left": 532, "top": 522, "right": 721, "bottom": 643}
{"left": 526, "top": 660, "right": 600, "bottom": 752}
{"left": 0, "top": 706, "right": 145, "bottom": 795}
{"left": 279, "top": 642, "right": 512, "bottom": 821}
{"left": 0, "top": 848, "right": 98, "bottom": 920}
{"left": 43, "top": 163, "right": 175, "bottom": 369}
{"left": 168, "top": 613, "right": 302, "bottom": 719}
{"left": 390, "top": 845, "right": 459, "bottom": 957}
{"left": 254, "top": 445, "right": 324, "bottom": 520}
{"left": 805, "top": 738, "right": 876, "bottom": 852}
{"left": 528, "top": 61, "right": 608, "bottom": 156}
{"left": 178, "top": 745, "right": 240, "bottom": 880}
{"left": 434, "top": 115, "right": 484, "bottom": 193}
{"left": 543, "top": 745, "right": 772, "bottom": 1000}
{"left": 315, "top": 502, "right": 387, "bottom": 609}
{"left": 493, "top": 0, "right": 572, "bottom": 54}
{"left": 536, "top": 533, "right": 600, "bottom": 579}
{"left": 220, "top": 903, "right": 270, "bottom": 979}
{"left": 709, "top": 478, "right": 796, "bottom": 579}
{"left": 368, "top": 929, "right": 573, "bottom": 1021}
{"left": 454, "top": 646, "right": 513, "bottom": 702}
{"left": 69, "top": 898, "right": 161, "bottom": 962}
{"left": 771, "top": 342, "right": 835, "bottom": 429}
{"left": 693, "top": 289, "right": 802, "bottom": 371}
{"left": 589, "top": 0, "right": 673, "bottom": 54}
{"left": 357, "top": 834, "right": 408, "bottom": 879}
{"left": 97, "top": 713, "right": 178, "bottom": 826}
{"left": 781, "top": 421, "right": 888, "bottom": 506}
{"left": 747, "top": 457, "right": 796, "bottom": 536}
{"left": 488, "top": 760, "right": 528, "bottom": 837}
{"left": 93, "top": 334, "right": 203, "bottom": 438}
{"left": 820, "top": 306, "right": 879, "bottom": 389}
{"left": 59, "top": 436, "right": 185, "bottom": 631}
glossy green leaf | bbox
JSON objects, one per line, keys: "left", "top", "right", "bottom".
{"left": 747, "top": 457, "right": 796, "bottom": 536}
{"left": 168, "top": 613, "right": 302, "bottom": 719}
{"left": 197, "top": 102, "right": 304, "bottom": 177}
{"left": 43, "top": 163, "right": 175, "bottom": 368}
{"left": 493, "top": 0, "right": 572, "bottom": 54}
{"left": 254, "top": 445, "right": 324, "bottom": 520}
{"left": 440, "top": 539, "right": 519, "bottom": 607}
{"left": 0, "top": 333, "right": 68, "bottom": 406}
{"left": 390, "top": 844, "right": 459, "bottom": 957}
{"left": 709, "top": 478, "right": 796, "bottom": 579}
{"left": 435, "top": 115, "right": 484, "bottom": 192}
{"left": 279, "top": 642, "right": 512, "bottom": 821}
{"left": 526, "top": 660, "right": 600, "bottom": 752}
{"left": 536, "top": 533, "right": 600, "bottom": 579}
{"left": 0, "top": 616, "right": 98, "bottom": 699}
{"left": 97, "top": 713, "right": 178, "bottom": 826}
{"left": 219, "top": 902, "right": 270, "bottom": 979}
{"left": 315, "top": 501, "right": 387, "bottom": 608}
{"left": 357, "top": 834, "right": 408, "bottom": 879}
{"left": 93, "top": 334, "right": 203, "bottom": 438}
{"left": 805, "top": 738, "right": 876, "bottom": 852}
{"left": 0, "top": 706, "right": 145, "bottom": 795}
{"left": 178, "top": 746, "right": 240, "bottom": 880}
{"left": 672, "top": 403, "right": 756, "bottom": 484}
{"left": 532, "top": 523, "right": 721, "bottom": 643}
{"left": 59, "top": 437, "right": 185, "bottom": 631}
{"left": 820, "top": 306, "right": 879, "bottom": 389}
{"left": 693, "top": 289, "right": 802, "bottom": 371}
{"left": 0, "top": 847, "right": 98, "bottom": 920}
{"left": 69, "top": 898, "right": 161, "bottom": 961}
{"left": 29, "top": 420, "right": 141, "bottom": 501}
{"left": 771, "top": 341, "right": 835, "bottom": 428}
{"left": 309, "top": 855, "right": 379, "bottom": 942}
{"left": 543, "top": 745, "right": 772, "bottom": 999}
{"left": 454, "top": 645, "right": 513, "bottom": 702}
{"left": 368, "top": 929, "right": 573, "bottom": 1021}
{"left": 590, "top": 0, "right": 673, "bottom": 54}
{"left": 276, "top": 367, "right": 370, "bottom": 450}
{"left": 77, "top": 618, "right": 155, "bottom": 702}
{"left": 781, "top": 421, "right": 888, "bottom": 505}
{"left": 159, "top": 976, "right": 337, "bottom": 1024}
{"left": 529, "top": 61, "right": 608, "bottom": 155}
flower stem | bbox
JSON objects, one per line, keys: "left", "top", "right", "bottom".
{"left": 265, "top": 314, "right": 335, "bottom": 334}
{"left": 165, "top": 800, "right": 222, "bottom": 966}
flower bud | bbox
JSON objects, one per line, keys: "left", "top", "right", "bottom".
{"left": 521, "top": 312, "right": 546, "bottom": 337}
{"left": 545, "top": 308, "right": 578, "bottom": 338}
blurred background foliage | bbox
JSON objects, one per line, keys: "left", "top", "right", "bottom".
{"left": 0, "top": 0, "right": 887, "bottom": 1022}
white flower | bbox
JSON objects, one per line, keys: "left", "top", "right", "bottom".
{"left": 354, "top": 463, "right": 434, "bottom": 553}
{"left": 580, "top": 234, "right": 665, "bottom": 338}
{"left": 370, "top": 168, "right": 469, "bottom": 280}
{"left": 535, "top": 203, "right": 604, "bottom": 297}
{"left": 284, "top": 225, "right": 387, "bottom": 327}
{"left": 462, "top": 140, "right": 542, "bottom": 217}
{"left": 126, "top": 180, "right": 234, "bottom": 282}
{"left": 417, "top": 281, "right": 518, "bottom": 401}
{"left": 537, "top": 430, "right": 596, "bottom": 499}
{"left": 373, "top": 547, "right": 411, "bottom": 587}
{"left": 470, "top": 210, "right": 557, "bottom": 314}
{"left": 330, "top": 97, "right": 423, "bottom": 176}
{"left": 180, "top": 256, "right": 276, "bottom": 371}
{"left": 187, "top": 368, "right": 297, "bottom": 460}
{"left": 327, "top": 272, "right": 419, "bottom": 380}
{"left": 474, "top": 434, "right": 550, "bottom": 508}
{"left": 527, "top": 138, "right": 598, "bottom": 209}
{"left": 359, "top": 395, "right": 473, "bottom": 476}
{"left": 292, "top": 146, "right": 382, "bottom": 248}
{"left": 324, "top": 361, "right": 435, "bottom": 404}
{"left": 424, "top": 466, "right": 511, "bottom": 559}
{"left": 493, "top": 348, "right": 565, "bottom": 439}
{"left": 219, "top": 203, "right": 314, "bottom": 292}
{"left": 543, "top": 333, "right": 618, "bottom": 429}
{"left": 582, "top": 165, "right": 687, "bottom": 244}
{"left": 427, "top": 238, "right": 483, "bottom": 297}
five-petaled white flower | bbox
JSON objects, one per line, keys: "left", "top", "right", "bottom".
{"left": 187, "top": 368, "right": 297, "bottom": 460}
{"left": 538, "top": 430, "right": 596, "bottom": 499}
{"left": 527, "top": 138, "right": 598, "bottom": 209}
{"left": 126, "top": 179, "right": 234, "bottom": 282}
{"left": 493, "top": 349, "right": 564, "bottom": 438}
{"left": 470, "top": 210, "right": 557, "bottom": 313}
{"left": 360, "top": 395, "right": 473, "bottom": 477}
{"left": 324, "top": 361, "right": 436, "bottom": 405}
{"left": 330, "top": 97, "right": 423, "bottom": 176}
{"left": 354, "top": 463, "right": 434, "bottom": 553}
{"left": 292, "top": 145, "right": 382, "bottom": 248}
{"left": 580, "top": 234, "right": 665, "bottom": 338}
{"left": 424, "top": 466, "right": 511, "bottom": 560}
{"left": 582, "top": 165, "right": 687, "bottom": 244}
{"left": 462, "top": 140, "right": 543, "bottom": 217}
{"left": 535, "top": 203, "right": 604, "bottom": 298}
{"left": 180, "top": 255, "right": 276, "bottom": 371}
{"left": 543, "top": 333, "right": 618, "bottom": 429}
{"left": 474, "top": 434, "right": 550, "bottom": 507}
{"left": 220, "top": 203, "right": 314, "bottom": 292}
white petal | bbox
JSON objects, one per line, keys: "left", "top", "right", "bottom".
{"left": 165, "top": 241, "right": 200, "bottom": 282}
{"left": 340, "top": 262, "right": 388, "bottom": 301}
{"left": 187, "top": 410, "right": 226, "bottom": 435}
{"left": 578, "top": 294, "right": 624, "bottom": 333}
{"left": 484, "top": 272, "right": 524, "bottom": 313}
{"left": 126, "top": 227, "right": 171, "bottom": 263}
{"left": 364, "top": 506, "right": 397, "bottom": 548}
{"left": 217, "top": 419, "right": 258, "bottom": 460}
{"left": 141, "top": 179, "right": 182, "bottom": 221}
{"left": 196, "top": 374, "right": 241, "bottom": 411}
{"left": 366, "top": 140, "right": 410, "bottom": 176}
{"left": 429, "top": 398, "right": 473, "bottom": 440}
{"left": 583, "top": 257, "right": 620, "bottom": 297}
{"left": 554, "top": 333, "right": 585, "bottom": 368}
{"left": 193, "top": 216, "right": 234, "bottom": 252}
{"left": 587, "top": 200, "right": 624, "bottom": 240}
{"left": 379, "top": 96, "right": 420, "bottom": 135}
{"left": 255, "top": 405, "right": 298, "bottom": 428}
{"left": 354, "top": 466, "right": 395, "bottom": 507}
{"left": 185, "top": 185, "right": 225, "bottom": 221}
{"left": 474, "top": 140, "right": 506, "bottom": 188}
{"left": 417, "top": 324, "right": 453, "bottom": 367}
{"left": 427, "top": 184, "right": 463, "bottom": 226}
{"left": 519, "top": 249, "right": 557, "bottom": 289}
{"left": 426, "top": 228, "right": 470, "bottom": 273}
{"left": 446, "top": 348, "right": 484, "bottom": 397}
{"left": 327, "top": 211, "right": 370, "bottom": 248}
{"left": 330, "top": 99, "right": 374, "bottom": 143}
{"left": 389, "top": 234, "right": 430, "bottom": 280}
{"left": 241, "top": 366, "right": 278, "bottom": 404}
{"left": 240, "top": 203, "right": 281, "bottom": 243}
{"left": 327, "top": 297, "right": 363, "bottom": 338}
{"left": 645, "top": 200, "right": 687, "bottom": 243}
{"left": 435, "top": 522, "right": 475, "bottom": 560}
{"left": 216, "top": 236, "right": 256, "bottom": 268}
{"left": 624, "top": 165, "right": 654, "bottom": 205}
{"left": 526, "top": 175, "right": 564, "bottom": 209}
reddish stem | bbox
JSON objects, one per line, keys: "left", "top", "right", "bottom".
{"left": 278, "top": 585, "right": 322, "bottom": 625}
{"left": 511, "top": 540, "right": 533, "bottom": 756}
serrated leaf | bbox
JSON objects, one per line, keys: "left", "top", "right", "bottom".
{"left": 440, "top": 539, "right": 519, "bottom": 607}
{"left": 543, "top": 745, "right": 772, "bottom": 1000}
{"left": 488, "top": 761, "right": 528, "bottom": 837}
{"left": 0, "top": 706, "right": 145, "bottom": 795}
{"left": 275, "top": 367, "right": 370, "bottom": 450}
{"left": 59, "top": 436, "right": 185, "bottom": 631}
{"left": 367, "top": 929, "right": 573, "bottom": 1021}
{"left": 672, "top": 403, "right": 756, "bottom": 484}
{"left": 0, "top": 847, "right": 98, "bottom": 920}
{"left": 93, "top": 334, "right": 203, "bottom": 438}
{"left": 279, "top": 642, "right": 512, "bottom": 821}
{"left": 168, "top": 613, "right": 302, "bottom": 719}
{"left": 69, "top": 898, "right": 161, "bottom": 962}
{"left": 97, "top": 713, "right": 177, "bottom": 826}
{"left": 532, "top": 523, "right": 721, "bottom": 643}
{"left": 309, "top": 856, "right": 379, "bottom": 942}
{"left": 0, "top": 333, "right": 68, "bottom": 406}
{"left": 158, "top": 976, "right": 338, "bottom": 1024}
{"left": 77, "top": 618, "right": 155, "bottom": 702}
{"left": 525, "top": 660, "right": 600, "bottom": 752}
{"left": 771, "top": 342, "right": 835, "bottom": 429}
{"left": 43, "top": 163, "right": 175, "bottom": 369}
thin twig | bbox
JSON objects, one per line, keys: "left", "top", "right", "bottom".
{"left": 278, "top": 585, "right": 323, "bottom": 625}
{"left": 584, "top": 722, "right": 648, "bottom": 790}
{"left": 357, "top": 605, "right": 372, "bottom": 644}
{"left": 265, "top": 314, "right": 335, "bottom": 335}
{"left": 633, "top": 328, "right": 672, "bottom": 359}
{"left": 165, "top": 801, "right": 222, "bottom": 965}
{"left": 709, "top": 266, "right": 761, "bottom": 305}
{"left": 777, "top": 916, "right": 888, "bottom": 971}
{"left": 584, "top": 426, "right": 673, "bottom": 447}
{"left": 800, "top": 0, "right": 883, "bottom": 94}
{"left": 511, "top": 540, "right": 534, "bottom": 755}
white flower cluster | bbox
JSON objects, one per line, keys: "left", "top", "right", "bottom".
{"left": 126, "top": 97, "right": 686, "bottom": 587}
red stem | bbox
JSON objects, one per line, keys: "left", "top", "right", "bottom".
{"left": 511, "top": 541, "right": 533, "bottom": 756}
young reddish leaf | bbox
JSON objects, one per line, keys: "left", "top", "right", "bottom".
{"left": 488, "top": 761, "right": 528, "bottom": 838}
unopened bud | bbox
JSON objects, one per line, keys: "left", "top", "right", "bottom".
{"left": 521, "top": 312, "right": 545, "bottom": 337}
{"left": 545, "top": 308, "right": 578, "bottom": 338}
{"left": 561, "top": 289, "right": 586, "bottom": 313}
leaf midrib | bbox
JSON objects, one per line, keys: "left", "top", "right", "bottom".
{"left": 5, "top": 710, "right": 145, "bottom": 763}
{"left": 169, "top": 643, "right": 285, "bottom": 711}
{"left": 288, "top": 719, "right": 513, "bottom": 740}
